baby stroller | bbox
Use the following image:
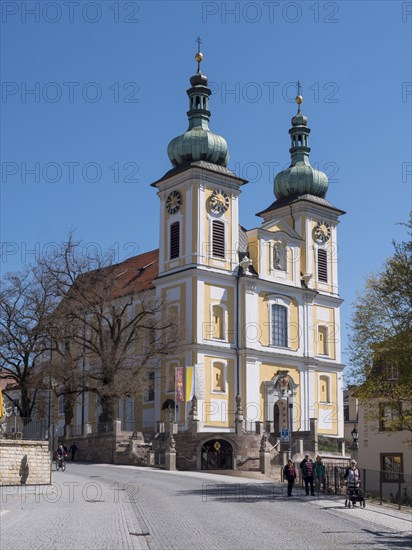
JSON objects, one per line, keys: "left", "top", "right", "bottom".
{"left": 345, "top": 482, "right": 365, "bottom": 508}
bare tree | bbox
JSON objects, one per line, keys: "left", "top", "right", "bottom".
{"left": 41, "top": 234, "right": 181, "bottom": 427}
{"left": 0, "top": 266, "right": 56, "bottom": 420}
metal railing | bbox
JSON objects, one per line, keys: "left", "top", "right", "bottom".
{"left": 281, "top": 462, "right": 412, "bottom": 509}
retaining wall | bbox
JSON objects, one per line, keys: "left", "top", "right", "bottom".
{"left": 0, "top": 440, "right": 51, "bottom": 486}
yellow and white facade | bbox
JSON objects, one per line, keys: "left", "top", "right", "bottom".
{"left": 147, "top": 59, "right": 346, "bottom": 441}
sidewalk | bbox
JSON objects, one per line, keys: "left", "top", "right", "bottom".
{"left": 0, "top": 468, "right": 144, "bottom": 550}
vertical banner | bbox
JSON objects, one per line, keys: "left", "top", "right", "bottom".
{"left": 0, "top": 387, "right": 4, "bottom": 418}
{"left": 185, "top": 366, "right": 195, "bottom": 402}
{"left": 175, "top": 367, "right": 184, "bottom": 402}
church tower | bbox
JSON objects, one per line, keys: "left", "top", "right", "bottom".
{"left": 243, "top": 88, "right": 346, "bottom": 438}
{"left": 150, "top": 48, "right": 247, "bottom": 428}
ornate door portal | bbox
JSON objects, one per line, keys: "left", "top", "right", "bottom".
{"left": 201, "top": 439, "right": 233, "bottom": 470}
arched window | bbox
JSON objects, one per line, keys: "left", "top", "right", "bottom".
{"left": 170, "top": 222, "right": 180, "bottom": 259}
{"left": 319, "top": 375, "right": 330, "bottom": 403}
{"left": 212, "top": 361, "right": 226, "bottom": 392}
{"left": 212, "top": 304, "right": 225, "bottom": 339}
{"left": 271, "top": 304, "right": 288, "bottom": 347}
{"left": 318, "top": 325, "right": 328, "bottom": 355}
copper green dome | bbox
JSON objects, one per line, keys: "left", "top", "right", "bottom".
{"left": 274, "top": 102, "right": 328, "bottom": 199}
{"left": 167, "top": 59, "right": 229, "bottom": 168}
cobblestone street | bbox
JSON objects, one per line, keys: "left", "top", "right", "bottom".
{"left": 1, "top": 463, "right": 411, "bottom": 550}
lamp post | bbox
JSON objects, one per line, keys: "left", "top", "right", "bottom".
{"left": 287, "top": 390, "right": 293, "bottom": 460}
{"left": 350, "top": 425, "right": 359, "bottom": 461}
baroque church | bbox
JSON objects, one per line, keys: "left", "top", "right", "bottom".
{"left": 57, "top": 50, "right": 346, "bottom": 469}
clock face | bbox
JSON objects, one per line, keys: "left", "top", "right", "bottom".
{"left": 314, "top": 221, "right": 331, "bottom": 242}
{"left": 210, "top": 189, "right": 229, "bottom": 213}
{"left": 166, "top": 190, "right": 182, "bottom": 214}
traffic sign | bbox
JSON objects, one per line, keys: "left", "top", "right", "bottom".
{"left": 280, "top": 428, "right": 289, "bottom": 442}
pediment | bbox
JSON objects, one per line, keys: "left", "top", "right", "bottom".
{"left": 258, "top": 219, "right": 303, "bottom": 242}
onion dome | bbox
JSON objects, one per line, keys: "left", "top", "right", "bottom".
{"left": 167, "top": 48, "right": 229, "bottom": 168}
{"left": 274, "top": 88, "right": 328, "bottom": 199}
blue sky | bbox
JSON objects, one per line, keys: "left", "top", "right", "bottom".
{"left": 1, "top": 1, "right": 411, "bottom": 375}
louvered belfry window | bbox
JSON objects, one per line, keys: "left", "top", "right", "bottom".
{"left": 318, "top": 249, "right": 328, "bottom": 282}
{"left": 170, "top": 222, "right": 180, "bottom": 259}
{"left": 212, "top": 220, "right": 225, "bottom": 258}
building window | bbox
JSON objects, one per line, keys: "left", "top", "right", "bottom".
{"left": 386, "top": 364, "right": 399, "bottom": 382}
{"left": 58, "top": 394, "right": 64, "bottom": 416}
{"left": 317, "top": 249, "right": 328, "bottom": 282}
{"left": 167, "top": 305, "right": 179, "bottom": 338}
{"left": 212, "top": 220, "right": 225, "bottom": 258}
{"left": 212, "top": 304, "right": 225, "bottom": 340}
{"left": 146, "top": 371, "right": 155, "bottom": 402}
{"left": 170, "top": 222, "right": 180, "bottom": 259}
{"left": 381, "top": 453, "right": 403, "bottom": 482}
{"left": 212, "top": 361, "right": 226, "bottom": 392}
{"left": 319, "top": 375, "right": 330, "bottom": 403}
{"left": 379, "top": 403, "right": 401, "bottom": 431}
{"left": 167, "top": 363, "right": 177, "bottom": 393}
{"left": 318, "top": 325, "right": 329, "bottom": 355}
{"left": 271, "top": 304, "right": 288, "bottom": 347}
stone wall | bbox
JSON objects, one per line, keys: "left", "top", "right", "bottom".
{"left": 0, "top": 440, "right": 51, "bottom": 486}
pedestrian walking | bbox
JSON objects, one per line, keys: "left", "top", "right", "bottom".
{"left": 314, "top": 455, "right": 326, "bottom": 494}
{"left": 302, "top": 456, "right": 315, "bottom": 496}
{"left": 283, "top": 459, "right": 297, "bottom": 497}
{"left": 69, "top": 441, "right": 78, "bottom": 461}
{"left": 344, "top": 459, "right": 360, "bottom": 488}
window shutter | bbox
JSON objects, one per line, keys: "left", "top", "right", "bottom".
{"left": 170, "top": 222, "right": 180, "bottom": 259}
{"left": 212, "top": 220, "right": 225, "bottom": 258}
{"left": 318, "top": 249, "right": 328, "bottom": 282}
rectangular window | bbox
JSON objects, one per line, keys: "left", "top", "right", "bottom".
{"left": 318, "top": 249, "right": 328, "bottom": 282}
{"left": 212, "top": 220, "right": 225, "bottom": 258}
{"left": 272, "top": 304, "right": 288, "bottom": 347}
{"left": 379, "top": 403, "right": 401, "bottom": 431}
{"left": 58, "top": 394, "right": 64, "bottom": 416}
{"left": 212, "top": 362, "right": 226, "bottom": 392}
{"left": 147, "top": 371, "right": 155, "bottom": 401}
{"left": 386, "top": 364, "right": 399, "bottom": 382}
{"left": 167, "top": 364, "right": 176, "bottom": 393}
{"left": 381, "top": 453, "right": 403, "bottom": 482}
{"left": 170, "top": 222, "right": 180, "bottom": 259}
{"left": 318, "top": 325, "right": 328, "bottom": 355}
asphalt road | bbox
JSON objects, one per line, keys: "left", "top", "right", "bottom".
{"left": 1, "top": 463, "right": 411, "bottom": 550}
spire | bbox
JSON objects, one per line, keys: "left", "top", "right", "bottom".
{"left": 167, "top": 41, "right": 229, "bottom": 168}
{"left": 273, "top": 82, "right": 328, "bottom": 199}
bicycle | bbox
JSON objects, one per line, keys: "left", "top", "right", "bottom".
{"left": 55, "top": 455, "right": 67, "bottom": 471}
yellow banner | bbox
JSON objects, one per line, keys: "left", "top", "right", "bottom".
{"left": 0, "top": 388, "right": 5, "bottom": 419}
{"left": 185, "top": 367, "right": 194, "bottom": 402}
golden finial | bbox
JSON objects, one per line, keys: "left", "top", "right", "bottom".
{"left": 295, "top": 80, "right": 303, "bottom": 112}
{"left": 195, "top": 36, "right": 203, "bottom": 71}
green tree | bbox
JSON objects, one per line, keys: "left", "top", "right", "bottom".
{"left": 348, "top": 216, "right": 412, "bottom": 434}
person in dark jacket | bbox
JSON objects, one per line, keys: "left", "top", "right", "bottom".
{"left": 315, "top": 455, "right": 326, "bottom": 494}
{"left": 302, "top": 456, "right": 315, "bottom": 496}
{"left": 69, "top": 442, "right": 78, "bottom": 461}
{"left": 283, "top": 459, "right": 297, "bottom": 497}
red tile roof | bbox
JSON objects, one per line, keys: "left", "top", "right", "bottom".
{"left": 109, "top": 249, "right": 159, "bottom": 298}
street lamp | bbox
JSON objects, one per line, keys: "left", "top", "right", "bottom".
{"left": 351, "top": 426, "right": 358, "bottom": 444}
{"left": 350, "top": 425, "right": 359, "bottom": 461}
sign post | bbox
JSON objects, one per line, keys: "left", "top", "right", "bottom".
{"left": 281, "top": 428, "right": 289, "bottom": 442}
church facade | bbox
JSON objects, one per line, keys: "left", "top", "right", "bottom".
{"left": 144, "top": 54, "right": 345, "bottom": 445}
{"left": 43, "top": 53, "right": 346, "bottom": 464}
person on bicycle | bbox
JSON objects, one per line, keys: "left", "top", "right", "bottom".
{"left": 56, "top": 445, "right": 67, "bottom": 464}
